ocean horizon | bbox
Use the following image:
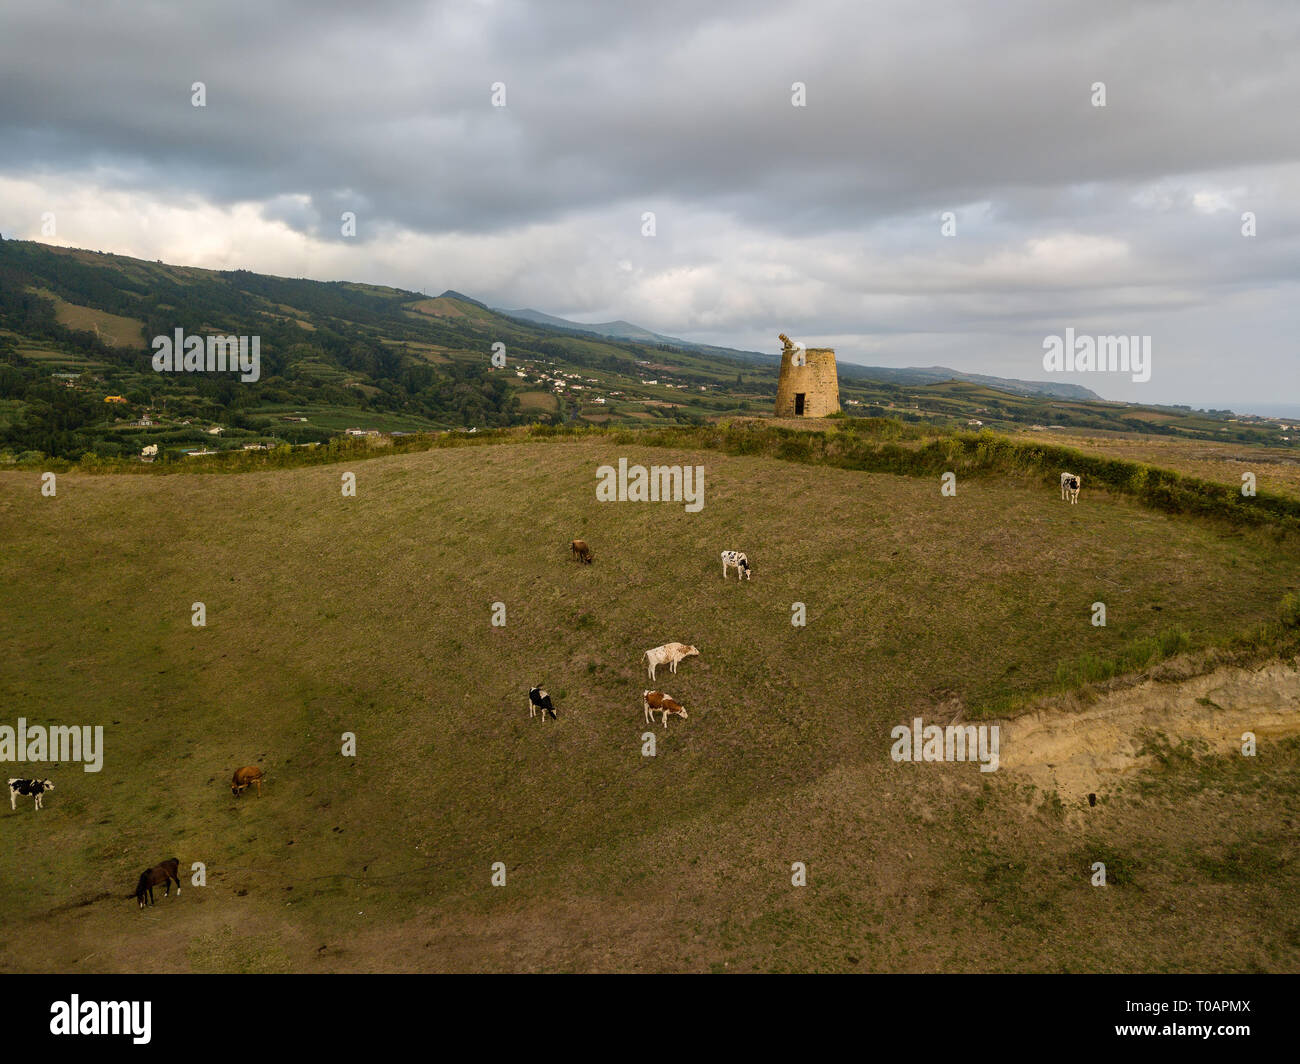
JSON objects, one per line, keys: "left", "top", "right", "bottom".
{"left": 1235, "top": 402, "right": 1300, "bottom": 420}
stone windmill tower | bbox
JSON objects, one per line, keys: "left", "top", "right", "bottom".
{"left": 774, "top": 334, "right": 840, "bottom": 417}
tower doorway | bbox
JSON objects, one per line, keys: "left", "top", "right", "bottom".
{"left": 794, "top": 393, "right": 806, "bottom": 416}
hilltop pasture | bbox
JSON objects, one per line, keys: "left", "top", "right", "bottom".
{"left": 1, "top": 436, "right": 1298, "bottom": 972}
{"left": 1013, "top": 430, "right": 1300, "bottom": 501}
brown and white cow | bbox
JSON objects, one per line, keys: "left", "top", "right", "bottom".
{"left": 231, "top": 765, "right": 265, "bottom": 797}
{"left": 570, "top": 539, "right": 593, "bottom": 564}
{"left": 642, "top": 642, "right": 700, "bottom": 681}
{"left": 643, "top": 690, "right": 688, "bottom": 727}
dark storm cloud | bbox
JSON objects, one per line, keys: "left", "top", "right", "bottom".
{"left": 0, "top": 0, "right": 1297, "bottom": 407}
{"left": 3, "top": 0, "right": 1296, "bottom": 236}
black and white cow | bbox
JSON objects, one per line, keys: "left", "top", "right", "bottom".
{"left": 721, "top": 550, "right": 752, "bottom": 581}
{"left": 528, "top": 685, "right": 557, "bottom": 721}
{"left": 1060, "top": 471, "right": 1082, "bottom": 504}
{"left": 9, "top": 778, "right": 54, "bottom": 811}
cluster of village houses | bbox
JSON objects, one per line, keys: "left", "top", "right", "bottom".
{"left": 516, "top": 365, "right": 610, "bottom": 404}
{"left": 512, "top": 357, "right": 712, "bottom": 407}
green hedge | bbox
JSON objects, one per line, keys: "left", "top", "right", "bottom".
{"left": 7, "top": 417, "right": 1300, "bottom": 535}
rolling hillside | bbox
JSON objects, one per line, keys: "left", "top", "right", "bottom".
{"left": 1, "top": 239, "right": 1292, "bottom": 465}
{"left": 2, "top": 432, "right": 1298, "bottom": 972}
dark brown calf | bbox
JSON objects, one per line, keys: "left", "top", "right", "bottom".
{"left": 134, "top": 857, "right": 181, "bottom": 909}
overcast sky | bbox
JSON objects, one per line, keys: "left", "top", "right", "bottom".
{"left": 2, "top": 0, "right": 1296, "bottom": 412}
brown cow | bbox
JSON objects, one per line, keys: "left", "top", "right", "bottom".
{"left": 570, "top": 539, "right": 593, "bottom": 564}
{"left": 643, "top": 690, "right": 689, "bottom": 727}
{"left": 231, "top": 765, "right": 265, "bottom": 797}
{"left": 134, "top": 857, "right": 181, "bottom": 909}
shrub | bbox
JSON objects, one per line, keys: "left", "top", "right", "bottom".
{"left": 1054, "top": 627, "right": 1192, "bottom": 693}
{"left": 1281, "top": 592, "right": 1300, "bottom": 629}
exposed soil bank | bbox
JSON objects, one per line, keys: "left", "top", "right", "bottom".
{"left": 997, "top": 658, "right": 1300, "bottom": 798}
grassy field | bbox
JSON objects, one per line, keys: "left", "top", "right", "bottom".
{"left": 1, "top": 436, "right": 1298, "bottom": 972}
{"left": 254, "top": 404, "right": 445, "bottom": 433}
{"left": 28, "top": 288, "right": 146, "bottom": 348}
{"left": 1014, "top": 431, "right": 1300, "bottom": 501}
{"left": 517, "top": 390, "right": 559, "bottom": 413}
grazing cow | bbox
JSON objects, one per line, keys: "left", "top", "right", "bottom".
{"left": 1060, "top": 471, "right": 1082, "bottom": 504}
{"left": 643, "top": 690, "right": 688, "bottom": 727}
{"left": 528, "top": 685, "right": 557, "bottom": 721}
{"left": 721, "top": 550, "right": 752, "bottom": 581}
{"left": 570, "top": 539, "right": 594, "bottom": 564}
{"left": 230, "top": 765, "right": 265, "bottom": 797}
{"left": 8, "top": 778, "right": 53, "bottom": 811}
{"left": 134, "top": 858, "right": 181, "bottom": 909}
{"left": 642, "top": 642, "right": 700, "bottom": 681}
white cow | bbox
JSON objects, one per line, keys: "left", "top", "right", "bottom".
{"left": 642, "top": 643, "right": 700, "bottom": 681}
{"left": 1060, "top": 472, "right": 1081, "bottom": 504}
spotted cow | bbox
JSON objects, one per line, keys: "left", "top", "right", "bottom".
{"left": 1060, "top": 472, "right": 1082, "bottom": 504}
{"left": 529, "top": 685, "right": 558, "bottom": 721}
{"left": 8, "top": 778, "right": 53, "bottom": 811}
{"left": 721, "top": 550, "right": 752, "bottom": 581}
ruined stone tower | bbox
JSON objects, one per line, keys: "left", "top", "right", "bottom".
{"left": 774, "top": 333, "right": 840, "bottom": 418}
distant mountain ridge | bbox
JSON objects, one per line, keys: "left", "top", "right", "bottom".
{"left": 495, "top": 305, "right": 1101, "bottom": 401}
{"left": 498, "top": 307, "right": 671, "bottom": 344}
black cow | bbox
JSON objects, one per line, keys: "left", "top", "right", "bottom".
{"left": 528, "top": 686, "right": 557, "bottom": 721}
{"left": 9, "top": 778, "right": 54, "bottom": 811}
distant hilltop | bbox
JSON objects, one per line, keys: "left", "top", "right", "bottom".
{"left": 437, "top": 290, "right": 492, "bottom": 310}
